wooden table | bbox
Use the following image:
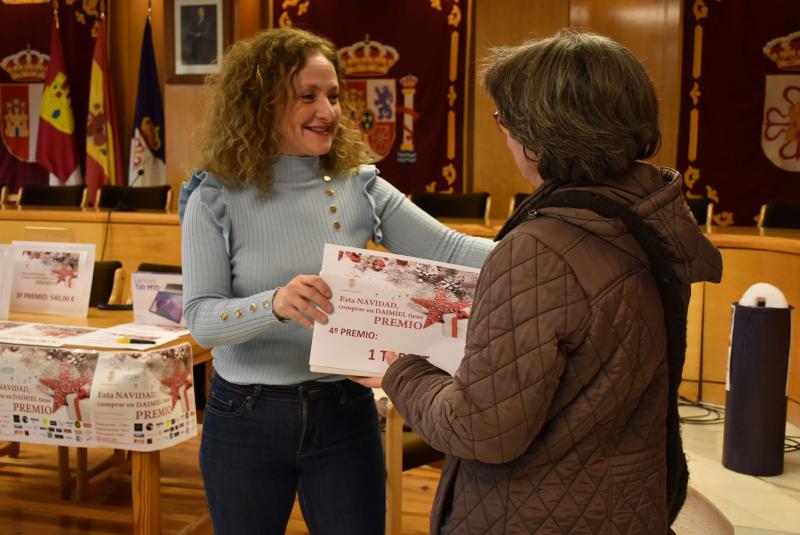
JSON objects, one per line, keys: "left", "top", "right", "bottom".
{"left": 0, "top": 308, "right": 210, "bottom": 535}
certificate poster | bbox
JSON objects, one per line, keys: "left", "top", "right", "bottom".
{"left": 89, "top": 343, "right": 197, "bottom": 451}
{"left": 0, "top": 345, "right": 99, "bottom": 446}
{"left": 310, "top": 245, "right": 479, "bottom": 377}
{"left": 0, "top": 245, "right": 11, "bottom": 319}
{"left": 0, "top": 343, "right": 197, "bottom": 452}
{"left": 9, "top": 241, "right": 96, "bottom": 317}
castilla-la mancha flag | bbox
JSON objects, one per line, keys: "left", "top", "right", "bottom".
{"left": 36, "top": 16, "right": 81, "bottom": 185}
{"left": 85, "top": 17, "right": 122, "bottom": 197}
{"left": 128, "top": 17, "right": 166, "bottom": 187}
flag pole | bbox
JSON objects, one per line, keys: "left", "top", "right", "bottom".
{"left": 52, "top": 0, "right": 59, "bottom": 29}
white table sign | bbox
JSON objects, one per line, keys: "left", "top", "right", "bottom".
{"left": 9, "top": 241, "right": 95, "bottom": 317}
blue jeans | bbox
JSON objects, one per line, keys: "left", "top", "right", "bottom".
{"left": 200, "top": 374, "right": 385, "bottom": 535}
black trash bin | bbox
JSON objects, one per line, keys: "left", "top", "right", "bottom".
{"left": 722, "top": 286, "right": 792, "bottom": 476}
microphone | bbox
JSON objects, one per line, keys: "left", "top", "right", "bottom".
{"left": 114, "top": 169, "right": 145, "bottom": 212}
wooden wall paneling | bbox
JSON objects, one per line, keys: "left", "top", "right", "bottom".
{"left": 684, "top": 282, "right": 704, "bottom": 381}
{"left": 164, "top": 84, "right": 209, "bottom": 199}
{"left": 569, "top": 0, "right": 683, "bottom": 169}
{"left": 473, "top": 0, "right": 570, "bottom": 220}
{"left": 236, "top": 0, "right": 263, "bottom": 40}
{"left": 789, "top": 399, "right": 800, "bottom": 428}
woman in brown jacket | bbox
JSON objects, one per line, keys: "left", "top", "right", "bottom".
{"left": 354, "top": 30, "right": 722, "bottom": 534}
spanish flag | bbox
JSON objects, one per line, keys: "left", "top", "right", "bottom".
{"left": 85, "top": 16, "right": 122, "bottom": 197}
{"left": 36, "top": 15, "right": 81, "bottom": 184}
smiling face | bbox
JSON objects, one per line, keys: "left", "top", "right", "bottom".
{"left": 277, "top": 51, "right": 342, "bottom": 157}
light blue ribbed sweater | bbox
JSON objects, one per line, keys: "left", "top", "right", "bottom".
{"left": 180, "top": 156, "right": 494, "bottom": 385}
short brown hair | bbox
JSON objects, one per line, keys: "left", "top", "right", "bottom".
{"left": 482, "top": 29, "right": 661, "bottom": 184}
{"left": 198, "top": 27, "right": 366, "bottom": 191}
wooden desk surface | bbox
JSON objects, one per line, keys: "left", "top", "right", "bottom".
{"left": 706, "top": 225, "right": 800, "bottom": 253}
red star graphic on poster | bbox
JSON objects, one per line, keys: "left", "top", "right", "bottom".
{"left": 160, "top": 360, "right": 193, "bottom": 410}
{"left": 38, "top": 362, "right": 91, "bottom": 414}
{"left": 52, "top": 264, "right": 78, "bottom": 287}
{"left": 410, "top": 287, "right": 471, "bottom": 328}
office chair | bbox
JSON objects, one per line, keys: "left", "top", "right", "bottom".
{"left": 508, "top": 192, "right": 532, "bottom": 217}
{"left": 17, "top": 184, "right": 88, "bottom": 207}
{"left": 384, "top": 400, "right": 444, "bottom": 535}
{"left": 757, "top": 199, "right": 800, "bottom": 229}
{"left": 409, "top": 191, "right": 492, "bottom": 224}
{"left": 89, "top": 260, "right": 123, "bottom": 307}
{"left": 95, "top": 185, "right": 172, "bottom": 211}
{"left": 685, "top": 197, "right": 714, "bottom": 228}
{"left": 138, "top": 262, "right": 182, "bottom": 274}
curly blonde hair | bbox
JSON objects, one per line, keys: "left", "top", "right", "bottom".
{"left": 198, "top": 28, "right": 367, "bottom": 191}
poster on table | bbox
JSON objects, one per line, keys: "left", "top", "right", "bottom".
{"left": 309, "top": 244, "right": 479, "bottom": 377}
{"left": 0, "top": 245, "right": 11, "bottom": 319}
{"left": 9, "top": 241, "right": 95, "bottom": 317}
{"left": 131, "top": 272, "right": 187, "bottom": 327}
{"left": 0, "top": 343, "right": 196, "bottom": 452}
{"left": 0, "top": 321, "right": 98, "bottom": 347}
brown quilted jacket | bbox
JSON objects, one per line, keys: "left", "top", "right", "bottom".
{"left": 383, "top": 164, "right": 723, "bottom": 534}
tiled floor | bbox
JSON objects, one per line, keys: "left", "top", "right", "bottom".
{"left": 679, "top": 403, "right": 800, "bottom": 534}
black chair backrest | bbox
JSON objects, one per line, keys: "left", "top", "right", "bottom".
{"left": 761, "top": 199, "right": 800, "bottom": 229}
{"left": 511, "top": 192, "right": 531, "bottom": 213}
{"left": 409, "top": 191, "right": 489, "bottom": 219}
{"left": 97, "top": 185, "right": 171, "bottom": 210}
{"left": 685, "top": 197, "right": 711, "bottom": 225}
{"left": 90, "top": 260, "right": 122, "bottom": 307}
{"left": 18, "top": 184, "right": 86, "bottom": 207}
{"left": 138, "top": 263, "right": 182, "bottom": 274}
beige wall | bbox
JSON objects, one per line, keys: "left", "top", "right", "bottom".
{"left": 158, "top": 0, "right": 685, "bottom": 213}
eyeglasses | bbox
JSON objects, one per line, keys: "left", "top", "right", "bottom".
{"left": 492, "top": 111, "right": 508, "bottom": 135}
{"left": 493, "top": 111, "right": 538, "bottom": 163}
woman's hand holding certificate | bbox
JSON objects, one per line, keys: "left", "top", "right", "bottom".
{"left": 273, "top": 274, "right": 334, "bottom": 330}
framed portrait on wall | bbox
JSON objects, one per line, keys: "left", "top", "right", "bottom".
{"left": 165, "top": 0, "right": 233, "bottom": 83}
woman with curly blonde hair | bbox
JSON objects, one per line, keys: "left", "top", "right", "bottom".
{"left": 179, "top": 27, "right": 493, "bottom": 535}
